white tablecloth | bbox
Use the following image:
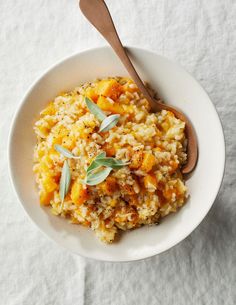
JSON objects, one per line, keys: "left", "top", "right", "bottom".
{"left": 1, "top": 0, "right": 235, "bottom": 304}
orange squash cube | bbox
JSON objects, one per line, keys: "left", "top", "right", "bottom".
{"left": 40, "top": 191, "right": 53, "bottom": 206}
{"left": 97, "top": 96, "right": 124, "bottom": 114}
{"left": 102, "top": 143, "right": 116, "bottom": 156}
{"left": 97, "top": 79, "right": 123, "bottom": 101}
{"left": 98, "top": 177, "right": 117, "bottom": 195}
{"left": 143, "top": 174, "right": 157, "bottom": 189}
{"left": 71, "top": 182, "right": 89, "bottom": 206}
{"left": 42, "top": 175, "right": 57, "bottom": 193}
{"left": 140, "top": 152, "right": 156, "bottom": 172}
{"left": 61, "top": 136, "right": 76, "bottom": 150}
{"left": 85, "top": 87, "right": 98, "bottom": 102}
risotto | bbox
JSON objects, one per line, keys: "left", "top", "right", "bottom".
{"left": 33, "top": 77, "right": 188, "bottom": 243}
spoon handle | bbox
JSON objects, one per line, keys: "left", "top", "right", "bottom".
{"left": 79, "top": 0, "right": 198, "bottom": 175}
{"left": 79, "top": 0, "right": 159, "bottom": 111}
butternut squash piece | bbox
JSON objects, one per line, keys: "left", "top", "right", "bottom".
{"left": 102, "top": 143, "right": 116, "bottom": 156}
{"left": 140, "top": 152, "right": 156, "bottom": 172}
{"left": 61, "top": 136, "right": 75, "bottom": 150}
{"left": 143, "top": 174, "right": 157, "bottom": 190}
{"left": 98, "top": 177, "right": 117, "bottom": 195}
{"left": 40, "top": 191, "right": 53, "bottom": 206}
{"left": 97, "top": 79, "right": 123, "bottom": 101}
{"left": 42, "top": 175, "right": 57, "bottom": 193}
{"left": 71, "top": 182, "right": 89, "bottom": 206}
{"left": 85, "top": 87, "right": 98, "bottom": 102}
{"left": 97, "top": 96, "right": 124, "bottom": 114}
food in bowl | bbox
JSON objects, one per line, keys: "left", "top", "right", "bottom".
{"left": 33, "top": 77, "right": 188, "bottom": 243}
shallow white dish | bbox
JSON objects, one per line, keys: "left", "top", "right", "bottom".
{"left": 8, "top": 46, "right": 225, "bottom": 262}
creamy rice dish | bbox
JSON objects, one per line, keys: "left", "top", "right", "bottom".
{"left": 33, "top": 77, "right": 188, "bottom": 243}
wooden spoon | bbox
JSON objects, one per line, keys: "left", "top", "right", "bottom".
{"left": 79, "top": 0, "right": 198, "bottom": 174}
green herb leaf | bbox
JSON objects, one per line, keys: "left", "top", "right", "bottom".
{"left": 54, "top": 144, "right": 80, "bottom": 159}
{"left": 84, "top": 167, "right": 112, "bottom": 186}
{"left": 99, "top": 114, "right": 120, "bottom": 132}
{"left": 86, "top": 152, "right": 106, "bottom": 174}
{"left": 59, "top": 160, "right": 71, "bottom": 204}
{"left": 95, "top": 152, "right": 106, "bottom": 159}
{"left": 85, "top": 97, "right": 106, "bottom": 121}
{"left": 82, "top": 152, "right": 128, "bottom": 186}
{"left": 95, "top": 157, "right": 129, "bottom": 169}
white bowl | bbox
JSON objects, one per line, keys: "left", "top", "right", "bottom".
{"left": 8, "top": 46, "right": 225, "bottom": 262}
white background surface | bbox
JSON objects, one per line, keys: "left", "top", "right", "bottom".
{"left": 0, "top": 0, "right": 235, "bottom": 304}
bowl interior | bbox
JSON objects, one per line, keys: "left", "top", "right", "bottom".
{"left": 9, "top": 47, "right": 225, "bottom": 261}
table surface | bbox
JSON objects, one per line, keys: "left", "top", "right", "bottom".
{"left": 1, "top": 0, "right": 235, "bottom": 304}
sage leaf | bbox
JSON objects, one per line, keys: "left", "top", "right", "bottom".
{"left": 59, "top": 160, "right": 71, "bottom": 204}
{"left": 99, "top": 114, "right": 120, "bottom": 132}
{"left": 85, "top": 97, "right": 106, "bottom": 121}
{"left": 83, "top": 153, "right": 128, "bottom": 186}
{"left": 95, "top": 152, "right": 106, "bottom": 159}
{"left": 95, "top": 157, "right": 129, "bottom": 169}
{"left": 55, "top": 144, "right": 80, "bottom": 159}
{"left": 86, "top": 152, "right": 106, "bottom": 174}
{"left": 84, "top": 167, "right": 112, "bottom": 186}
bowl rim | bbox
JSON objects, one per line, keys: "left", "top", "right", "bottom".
{"left": 7, "top": 45, "right": 226, "bottom": 262}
